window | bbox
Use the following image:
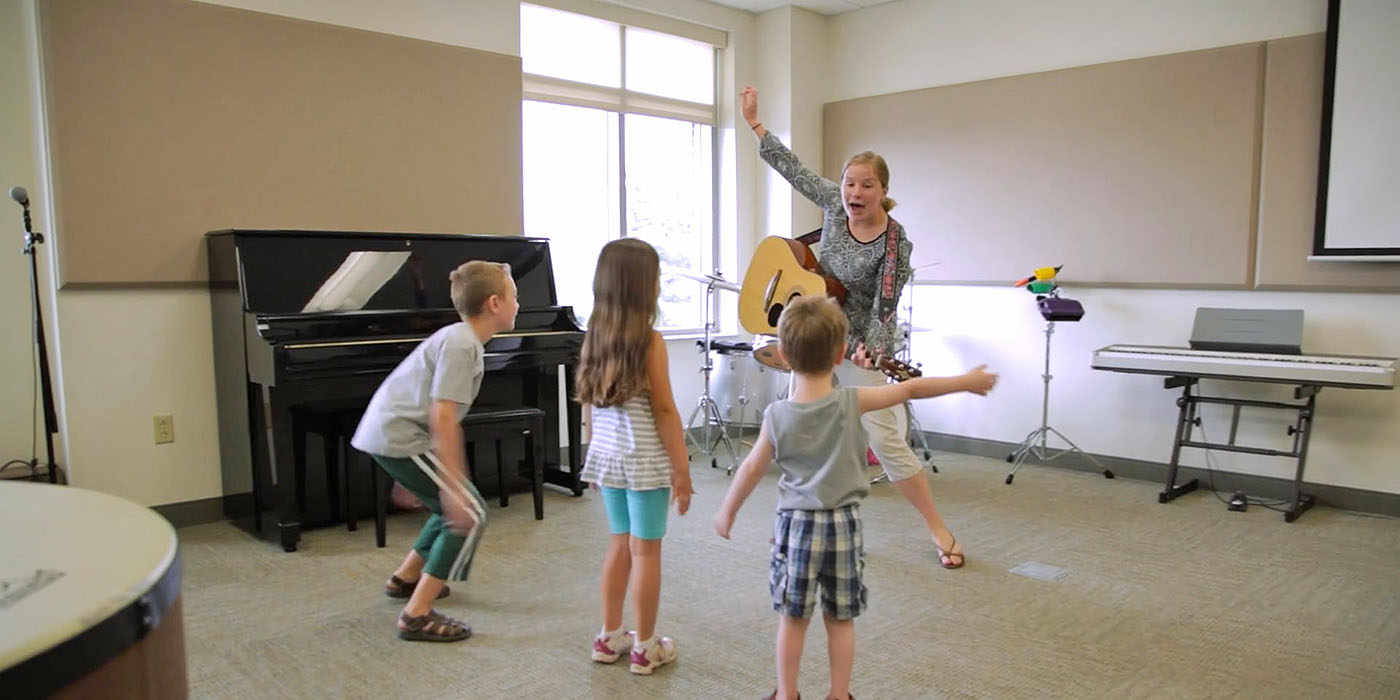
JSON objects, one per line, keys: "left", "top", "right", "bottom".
{"left": 521, "top": 3, "right": 719, "bottom": 331}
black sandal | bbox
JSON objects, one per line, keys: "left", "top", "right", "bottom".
{"left": 385, "top": 574, "right": 450, "bottom": 599}
{"left": 397, "top": 609, "right": 472, "bottom": 642}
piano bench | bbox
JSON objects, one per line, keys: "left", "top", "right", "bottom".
{"left": 291, "top": 402, "right": 367, "bottom": 533}
{"left": 369, "top": 407, "right": 547, "bottom": 548}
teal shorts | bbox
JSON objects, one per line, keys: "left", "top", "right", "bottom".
{"left": 600, "top": 486, "right": 670, "bottom": 540}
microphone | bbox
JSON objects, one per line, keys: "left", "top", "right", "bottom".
{"left": 9, "top": 186, "right": 28, "bottom": 206}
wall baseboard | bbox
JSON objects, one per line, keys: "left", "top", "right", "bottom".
{"left": 148, "top": 430, "right": 1400, "bottom": 527}
{"left": 152, "top": 496, "right": 228, "bottom": 529}
{"left": 922, "top": 431, "right": 1400, "bottom": 519}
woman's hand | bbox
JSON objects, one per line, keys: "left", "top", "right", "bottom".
{"left": 851, "top": 342, "right": 879, "bottom": 370}
{"left": 740, "top": 86, "right": 760, "bottom": 128}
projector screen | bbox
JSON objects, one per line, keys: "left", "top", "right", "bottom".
{"left": 1313, "top": 0, "right": 1400, "bottom": 260}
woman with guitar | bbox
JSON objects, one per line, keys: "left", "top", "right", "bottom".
{"left": 741, "top": 85, "right": 969, "bottom": 569}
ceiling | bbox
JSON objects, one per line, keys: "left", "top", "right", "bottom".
{"left": 701, "top": 0, "right": 899, "bottom": 17}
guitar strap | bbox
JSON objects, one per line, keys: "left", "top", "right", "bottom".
{"left": 793, "top": 218, "right": 901, "bottom": 324}
{"left": 877, "top": 217, "right": 901, "bottom": 323}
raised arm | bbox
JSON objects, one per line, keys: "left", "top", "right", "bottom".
{"left": 741, "top": 86, "right": 843, "bottom": 212}
{"left": 644, "top": 331, "right": 694, "bottom": 515}
{"left": 714, "top": 417, "right": 775, "bottom": 539}
{"left": 855, "top": 364, "right": 999, "bottom": 414}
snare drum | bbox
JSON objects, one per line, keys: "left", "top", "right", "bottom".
{"left": 0, "top": 482, "right": 186, "bottom": 699}
{"left": 751, "top": 337, "right": 790, "bottom": 372}
{"left": 710, "top": 350, "right": 787, "bottom": 427}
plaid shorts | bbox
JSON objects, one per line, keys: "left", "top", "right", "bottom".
{"left": 769, "top": 504, "right": 867, "bottom": 620}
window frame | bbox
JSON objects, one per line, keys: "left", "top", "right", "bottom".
{"left": 521, "top": 3, "right": 723, "bottom": 336}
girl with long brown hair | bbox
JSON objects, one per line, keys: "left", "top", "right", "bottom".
{"left": 577, "top": 238, "right": 694, "bottom": 675}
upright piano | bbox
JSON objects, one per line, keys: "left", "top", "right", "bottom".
{"left": 207, "top": 230, "right": 584, "bottom": 551}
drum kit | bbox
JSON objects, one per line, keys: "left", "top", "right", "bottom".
{"left": 664, "top": 267, "right": 779, "bottom": 473}
{"left": 665, "top": 260, "right": 942, "bottom": 474}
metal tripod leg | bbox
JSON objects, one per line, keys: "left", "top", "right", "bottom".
{"left": 905, "top": 403, "right": 938, "bottom": 474}
{"left": 1004, "top": 319, "right": 1115, "bottom": 485}
{"left": 686, "top": 394, "right": 739, "bottom": 474}
{"left": 1005, "top": 423, "right": 1114, "bottom": 484}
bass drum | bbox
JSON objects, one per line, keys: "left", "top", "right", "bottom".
{"left": 709, "top": 348, "right": 788, "bottom": 428}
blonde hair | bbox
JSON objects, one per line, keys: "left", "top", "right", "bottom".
{"left": 576, "top": 239, "right": 661, "bottom": 407}
{"left": 843, "top": 150, "right": 896, "bottom": 212}
{"left": 777, "top": 296, "right": 849, "bottom": 375}
{"left": 449, "top": 261, "right": 511, "bottom": 318}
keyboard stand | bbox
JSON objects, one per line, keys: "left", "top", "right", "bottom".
{"left": 1160, "top": 376, "right": 1320, "bottom": 522}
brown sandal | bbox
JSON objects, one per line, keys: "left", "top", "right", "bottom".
{"left": 397, "top": 609, "right": 471, "bottom": 642}
{"left": 385, "top": 574, "right": 450, "bottom": 599}
{"left": 934, "top": 534, "right": 965, "bottom": 570}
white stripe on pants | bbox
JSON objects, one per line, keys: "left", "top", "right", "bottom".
{"left": 412, "top": 452, "right": 487, "bottom": 582}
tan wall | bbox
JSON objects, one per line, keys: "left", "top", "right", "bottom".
{"left": 41, "top": 0, "right": 523, "bottom": 285}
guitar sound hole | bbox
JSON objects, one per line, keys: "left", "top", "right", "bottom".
{"left": 767, "top": 303, "right": 784, "bottom": 328}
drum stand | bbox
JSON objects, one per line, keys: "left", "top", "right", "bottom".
{"left": 684, "top": 274, "right": 740, "bottom": 474}
{"left": 1004, "top": 320, "right": 1114, "bottom": 484}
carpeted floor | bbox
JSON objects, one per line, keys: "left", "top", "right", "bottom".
{"left": 177, "top": 451, "right": 1400, "bottom": 699}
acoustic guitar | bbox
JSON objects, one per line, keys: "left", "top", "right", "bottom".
{"left": 739, "top": 236, "right": 847, "bottom": 335}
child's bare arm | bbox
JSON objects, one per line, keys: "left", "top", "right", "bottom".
{"left": 855, "top": 364, "right": 998, "bottom": 414}
{"left": 645, "top": 331, "right": 694, "bottom": 515}
{"left": 714, "top": 420, "right": 775, "bottom": 539}
{"left": 429, "top": 398, "right": 476, "bottom": 533}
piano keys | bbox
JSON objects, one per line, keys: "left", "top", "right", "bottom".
{"left": 1091, "top": 344, "right": 1396, "bottom": 389}
{"left": 1091, "top": 343, "right": 1396, "bottom": 522}
{"left": 208, "top": 230, "right": 584, "bottom": 551}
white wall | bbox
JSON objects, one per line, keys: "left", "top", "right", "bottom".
{"left": 816, "top": 0, "right": 1400, "bottom": 494}
{"left": 0, "top": 0, "right": 61, "bottom": 478}
{"left": 752, "top": 6, "right": 827, "bottom": 240}
{"left": 909, "top": 286, "right": 1400, "bottom": 493}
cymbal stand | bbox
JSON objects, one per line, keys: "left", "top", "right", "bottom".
{"left": 871, "top": 277, "right": 937, "bottom": 484}
{"left": 897, "top": 281, "right": 937, "bottom": 472}
{"left": 684, "top": 274, "right": 739, "bottom": 474}
{"left": 1004, "top": 318, "right": 1115, "bottom": 484}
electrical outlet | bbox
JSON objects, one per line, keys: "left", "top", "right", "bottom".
{"left": 153, "top": 413, "right": 175, "bottom": 444}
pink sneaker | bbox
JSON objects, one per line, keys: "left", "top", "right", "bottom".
{"left": 629, "top": 636, "right": 676, "bottom": 675}
{"left": 590, "top": 630, "right": 633, "bottom": 663}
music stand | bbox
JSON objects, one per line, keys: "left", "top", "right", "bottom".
{"left": 1004, "top": 284, "right": 1114, "bottom": 485}
{"left": 667, "top": 269, "right": 742, "bottom": 474}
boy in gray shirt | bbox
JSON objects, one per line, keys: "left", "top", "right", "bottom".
{"left": 351, "top": 260, "right": 519, "bottom": 642}
{"left": 714, "top": 296, "right": 996, "bottom": 700}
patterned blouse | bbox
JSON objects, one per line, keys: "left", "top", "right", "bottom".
{"left": 758, "top": 131, "right": 912, "bottom": 358}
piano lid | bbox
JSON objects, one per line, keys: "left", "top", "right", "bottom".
{"left": 207, "top": 230, "right": 558, "bottom": 314}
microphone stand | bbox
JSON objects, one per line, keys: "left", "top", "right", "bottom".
{"left": 15, "top": 191, "right": 61, "bottom": 483}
